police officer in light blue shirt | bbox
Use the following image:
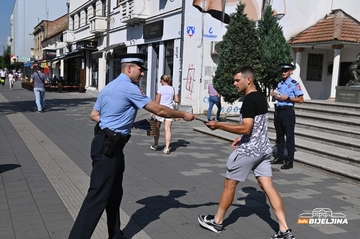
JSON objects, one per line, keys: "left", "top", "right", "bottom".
{"left": 270, "top": 63, "right": 304, "bottom": 170}
{"left": 69, "top": 53, "right": 195, "bottom": 239}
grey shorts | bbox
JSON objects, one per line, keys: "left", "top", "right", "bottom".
{"left": 225, "top": 150, "right": 272, "bottom": 182}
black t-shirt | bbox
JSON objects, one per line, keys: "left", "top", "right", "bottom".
{"left": 237, "top": 91, "right": 272, "bottom": 157}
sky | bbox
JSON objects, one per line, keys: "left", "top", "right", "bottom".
{"left": 0, "top": 0, "right": 16, "bottom": 55}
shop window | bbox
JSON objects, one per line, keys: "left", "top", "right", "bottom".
{"left": 91, "top": 60, "right": 98, "bottom": 88}
{"left": 165, "top": 40, "right": 174, "bottom": 77}
{"left": 138, "top": 45, "right": 149, "bottom": 94}
{"left": 113, "top": 59, "right": 121, "bottom": 79}
{"left": 306, "top": 53, "right": 323, "bottom": 81}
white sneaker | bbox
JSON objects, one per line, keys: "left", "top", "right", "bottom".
{"left": 163, "top": 148, "right": 170, "bottom": 154}
{"left": 150, "top": 145, "right": 158, "bottom": 151}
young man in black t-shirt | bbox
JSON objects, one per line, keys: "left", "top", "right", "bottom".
{"left": 197, "top": 66, "right": 295, "bottom": 239}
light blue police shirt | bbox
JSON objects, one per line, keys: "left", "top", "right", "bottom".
{"left": 276, "top": 77, "right": 303, "bottom": 107}
{"left": 93, "top": 73, "right": 151, "bottom": 135}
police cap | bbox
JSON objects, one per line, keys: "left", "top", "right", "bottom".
{"left": 119, "top": 53, "right": 147, "bottom": 70}
{"left": 279, "top": 63, "right": 294, "bottom": 70}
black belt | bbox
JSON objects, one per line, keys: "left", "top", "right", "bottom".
{"left": 97, "top": 128, "right": 130, "bottom": 144}
{"left": 95, "top": 126, "right": 131, "bottom": 157}
{"left": 275, "top": 106, "right": 293, "bottom": 111}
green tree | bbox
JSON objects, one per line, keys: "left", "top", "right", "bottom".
{"left": 213, "top": 2, "right": 261, "bottom": 103}
{"left": 257, "top": 5, "right": 292, "bottom": 95}
{"left": 0, "top": 46, "right": 11, "bottom": 69}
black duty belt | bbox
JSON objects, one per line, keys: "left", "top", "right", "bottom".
{"left": 97, "top": 128, "right": 130, "bottom": 144}
{"left": 94, "top": 123, "right": 131, "bottom": 157}
{"left": 275, "top": 106, "right": 294, "bottom": 111}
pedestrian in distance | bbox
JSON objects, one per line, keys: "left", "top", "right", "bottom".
{"left": 197, "top": 66, "right": 295, "bottom": 239}
{"left": 8, "top": 71, "right": 15, "bottom": 90}
{"left": 68, "top": 53, "right": 195, "bottom": 239}
{"left": 30, "top": 66, "right": 48, "bottom": 113}
{"left": 0, "top": 68, "right": 6, "bottom": 86}
{"left": 270, "top": 63, "right": 304, "bottom": 170}
{"left": 150, "top": 74, "right": 180, "bottom": 154}
{"left": 207, "top": 79, "right": 222, "bottom": 121}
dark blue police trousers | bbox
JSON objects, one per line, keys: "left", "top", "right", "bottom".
{"left": 69, "top": 133, "right": 125, "bottom": 239}
{"left": 274, "top": 107, "right": 296, "bottom": 162}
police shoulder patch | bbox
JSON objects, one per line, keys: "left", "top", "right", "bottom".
{"left": 291, "top": 79, "right": 297, "bottom": 84}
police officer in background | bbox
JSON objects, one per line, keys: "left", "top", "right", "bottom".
{"left": 69, "top": 53, "right": 195, "bottom": 239}
{"left": 270, "top": 63, "right": 304, "bottom": 170}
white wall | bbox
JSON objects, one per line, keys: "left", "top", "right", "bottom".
{"left": 180, "top": 1, "right": 243, "bottom": 114}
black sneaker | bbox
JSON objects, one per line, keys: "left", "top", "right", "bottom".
{"left": 271, "top": 229, "right": 295, "bottom": 239}
{"left": 197, "top": 215, "right": 223, "bottom": 233}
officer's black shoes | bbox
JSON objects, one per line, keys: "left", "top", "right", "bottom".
{"left": 271, "top": 158, "right": 284, "bottom": 164}
{"left": 281, "top": 161, "right": 293, "bottom": 169}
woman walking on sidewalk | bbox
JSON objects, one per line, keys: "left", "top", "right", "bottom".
{"left": 8, "top": 72, "right": 15, "bottom": 90}
{"left": 150, "top": 74, "right": 179, "bottom": 154}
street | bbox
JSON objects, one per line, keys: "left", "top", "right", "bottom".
{"left": 0, "top": 81, "right": 359, "bottom": 239}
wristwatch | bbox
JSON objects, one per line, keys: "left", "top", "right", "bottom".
{"left": 287, "top": 96, "right": 290, "bottom": 101}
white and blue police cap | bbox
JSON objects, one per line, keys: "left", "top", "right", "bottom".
{"left": 279, "top": 63, "right": 294, "bottom": 70}
{"left": 119, "top": 53, "right": 147, "bottom": 70}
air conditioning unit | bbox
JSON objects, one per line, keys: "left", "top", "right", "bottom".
{"left": 210, "top": 41, "right": 222, "bottom": 55}
{"left": 119, "top": 0, "right": 148, "bottom": 24}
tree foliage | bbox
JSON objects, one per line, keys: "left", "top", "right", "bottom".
{"left": 257, "top": 5, "right": 292, "bottom": 94}
{"left": 213, "top": 2, "right": 261, "bottom": 103}
{"left": 0, "top": 46, "right": 11, "bottom": 69}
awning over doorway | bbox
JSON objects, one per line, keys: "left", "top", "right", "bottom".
{"left": 59, "top": 50, "right": 84, "bottom": 60}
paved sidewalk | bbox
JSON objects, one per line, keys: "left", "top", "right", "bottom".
{"left": 0, "top": 81, "right": 359, "bottom": 239}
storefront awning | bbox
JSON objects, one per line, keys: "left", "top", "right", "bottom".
{"left": 92, "top": 50, "right": 104, "bottom": 56}
{"left": 105, "top": 42, "right": 126, "bottom": 51}
{"left": 59, "top": 50, "right": 84, "bottom": 60}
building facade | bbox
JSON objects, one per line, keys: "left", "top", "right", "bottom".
{"left": 61, "top": 0, "right": 360, "bottom": 113}
{"left": 10, "top": 0, "right": 68, "bottom": 64}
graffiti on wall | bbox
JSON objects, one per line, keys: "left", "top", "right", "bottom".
{"left": 184, "top": 64, "right": 196, "bottom": 99}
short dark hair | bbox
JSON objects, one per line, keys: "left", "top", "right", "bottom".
{"left": 232, "top": 66, "right": 255, "bottom": 78}
{"left": 36, "top": 66, "right": 43, "bottom": 71}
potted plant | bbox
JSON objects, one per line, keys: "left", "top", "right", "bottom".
{"left": 78, "top": 83, "right": 85, "bottom": 93}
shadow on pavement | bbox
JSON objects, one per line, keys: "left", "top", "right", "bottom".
{"left": 224, "top": 186, "right": 278, "bottom": 232}
{"left": 0, "top": 97, "right": 96, "bottom": 114}
{"left": 122, "top": 190, "right": 215, "bottom": 238}
{"left": 169, "top": 139, "right": 190, "bottom": 152}
{"left": 0, "top": 164, "right": 21, "bottom": 173}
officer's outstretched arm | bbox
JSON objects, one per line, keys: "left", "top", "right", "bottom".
{"left": 144, "top": 101, "right": 194, "bottom": 121}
